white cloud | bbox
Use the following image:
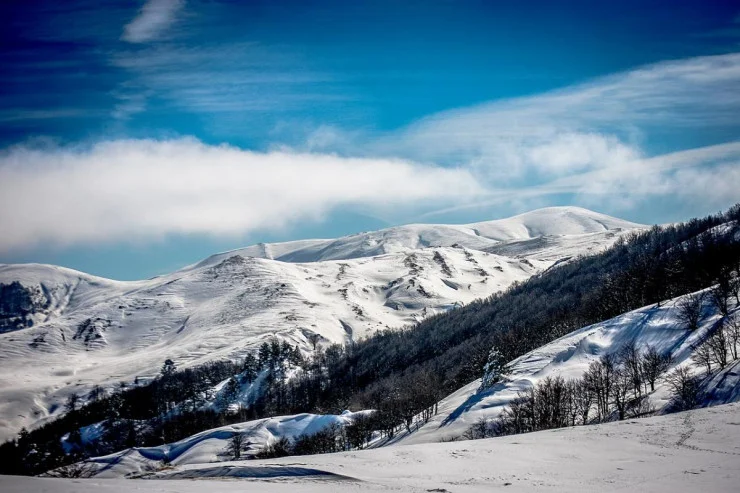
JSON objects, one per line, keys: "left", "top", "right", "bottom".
{"left": 121, "top": 0, "right": 184, "bottom": 44}
{"left": 380, "top": 53, "right": 740, "bottom": 181}
{"left": 0, "top": 139, "right": 483, "bottom": 253}
{"left": 329, "top": 52, "right": 740, "bottom": 217}
{"left": 415, "top": 141, "right": 740, "bottom": 219}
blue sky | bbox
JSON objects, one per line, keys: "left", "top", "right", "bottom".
{"left": 1, "top": 0, "right": 739, "bottom": 279}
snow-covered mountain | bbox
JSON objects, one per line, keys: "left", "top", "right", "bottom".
{"left": 199, "top": 206, "right": 639, "bottom": 264}
{"left": 0, "top": 206, "right": 643, "bottom": 441}
{"left": 72, "top": 288, "right": 740, "bottom": 484}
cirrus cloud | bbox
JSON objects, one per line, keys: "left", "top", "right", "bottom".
{"left": 122, "top": 0, "right": 185, "bottom": 44}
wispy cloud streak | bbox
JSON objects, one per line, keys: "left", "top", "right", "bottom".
{"left": 122, "top": 0, "right": 184, "bottom": 43}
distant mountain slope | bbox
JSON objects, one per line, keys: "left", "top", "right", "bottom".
{"left": 197, "top": 206, "right": 642, "bottom": 265}
{"left": 0, "top": 207, "right": 642, "bottom": 441}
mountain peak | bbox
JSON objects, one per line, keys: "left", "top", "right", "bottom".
{"left": 197, "top": 206, "right": 644, "bottom": 268}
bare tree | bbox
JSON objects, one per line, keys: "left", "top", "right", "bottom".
{"left": 346, "top": 413, "right": 374, "bottom": 449}
{"left": 585, "top": 354, "right": 617, "bottom": 422}
{"left": 664, "top": 366, "right": 700, "bottom": 411}
{"left": 676, "top": 292, "right": 705, "bottom": 331}
{"left": 709, "top": 281, "right": 731, "bottom": 317}
{"left": 707, "top": 325, "right": 729, "bottom": 369}
{"left": 569, "top": 379, "right": 593, "bottom": 425}
{"left": 226, "top": 432, "right": 246, "bottom": 460}
{"left": 691, "top": 340, "right": 713, "bottom": 374}
{"left": 619, "top": 342, "right": 644, "bottom": 397}
{"left": 640, "top": 346, "right": 671, "bottom": 392}
{"left": 464, "top": 417, "right": 493, "bottom": 440}
{"left": 725, "top": 312, "right": 740, "bottom": 361}
{"left": 610, "top": 368, "right": 631, "bottom": 421}
{"left": 254, "top": 436, "right": 292, "bottom": 459}
{"left": 729, "top": 274, "right": 740, "bottom": 304}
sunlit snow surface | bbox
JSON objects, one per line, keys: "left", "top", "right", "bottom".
{"left": 3, "top": 403, "right": 739, "bottom": 492}
{"left": 0, "top": 207, "right": 642, "bottom": 440}
{"left": 71, "top": 288, "right": 739, "bottom": 478}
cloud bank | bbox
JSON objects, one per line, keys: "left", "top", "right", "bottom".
{"left": 0, "top": 139, "right": 482, "bottom": 252}
{"left": 122, "top": 0, "right": 184, "bottom": 43}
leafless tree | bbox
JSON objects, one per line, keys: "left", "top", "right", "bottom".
{"left": 724, "top": 312, "right": 740, "bottom": 360}
{"left": 585, "top": 354, "right": 617, "bottom": 422}
{"left": 707, "top": 325, "right": 729, "bottom": 369}
{"left": 619, "top": 342, "right": 644, "bottom": 397}
{"left": 610, "top": 368, "right": 631, "bottom": 421}
{"left": 664, "top": 366, "right": 700, "bottom": 411}
{"left": 464, "top": 417, "right": 494, "bottom": 440}
{"left": 676, "top": 292, "right": 705, "bottom": 331}
{"left": 569, "top": 379, "right": 593, "bottom": 425}
{"left": 691, "top": 340, "right": 713, "bottom": 374}
{"left": 640, "top": 346, "right": 671, "bottom": 392}
{"left": 709, "top": 281, "right": 731, "bottom": 317}
{"left": 225, "top": 432, "right": 246, "bottom": 460}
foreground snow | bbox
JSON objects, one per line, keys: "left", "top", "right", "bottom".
{"left": 3, "top": 403, "right": 739, "bottom": 492}
{"left": 0, "top": 207, "right": 641, "bottom": 440}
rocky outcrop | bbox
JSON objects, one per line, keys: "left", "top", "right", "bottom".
{"left": 0, "top": 281, "right": 50, "bottom": 333}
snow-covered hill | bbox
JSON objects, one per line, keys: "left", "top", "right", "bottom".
{"left": 30, "top": 403, "right": 740, "bottom": 491}
{"left": 0, "top": 207, "right": 642, "bottom": 441}
{"left": 84, "top": 411, "right": 371, "bottom": 479}
{"left": 72, "top": 287, "right": 740, "bottom": 481}
{"left": 197, "top": 206, "right": 641, "bottom": 264}
{"left": 393, "top": 289, "right": 740, "bottom": 445}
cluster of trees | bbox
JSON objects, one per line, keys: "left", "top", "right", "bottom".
{"left": 302, "top": 205, "right": 740, "bottom": 425}
{"left": 2, "top": 205, "right": 739, "bottom": 475}
{"left": 0, "top": 340, "right": 303, "bottom": 476}
{"left": 690, "top": 287, "right": 740, "bottom": 375}
{"left": 466, "top": 343, "right": 672, "bottom": 439}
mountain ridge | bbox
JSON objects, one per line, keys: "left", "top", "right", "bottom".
{"left": 0, "top": 206, "right": 643, "bottom": 441}
{"left": 194, "top": 206, "right": 644, "bottom": 268}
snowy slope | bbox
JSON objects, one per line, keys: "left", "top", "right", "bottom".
{"left": 19, "top": 403, "right": 740, "bottom": 492}
{"left": 197, "top": 206, "right": 642, "bottom": 264}
{"left": 83, "top": 411, "right": 370, "bottom": 479}
{"left": 69, "top": 287, "right": 740, "bottom": 483}
{"left": 0, "top": 207, "right": 642, "bottom": 441}
{"left": 393, "top": 289, "right": 739, "bottom": 445}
